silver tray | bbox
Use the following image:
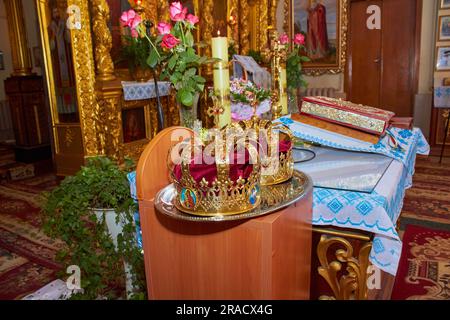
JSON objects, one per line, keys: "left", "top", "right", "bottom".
{"left": 154, "top": 170, "right": 312, "bottom": 222}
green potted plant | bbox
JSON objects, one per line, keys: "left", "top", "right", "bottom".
{"left": 41, "top": 157, "right": 146, "bottom": 300}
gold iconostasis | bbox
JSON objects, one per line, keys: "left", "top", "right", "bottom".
{"left": 31, "top": 0, "right": 281, "bottom": 175}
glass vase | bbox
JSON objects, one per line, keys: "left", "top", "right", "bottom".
{"left": 178, "top": 93, "right": 200, "bottom": 128}
{"left": 288, "top": 89, "right": 299, "bottom": 115}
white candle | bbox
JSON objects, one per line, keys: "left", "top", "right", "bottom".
{"left": 212, "top": 31, "right": 231, "bottom": 128}
{"left": 280, "top": 68, "right": 288, "bottom": 115}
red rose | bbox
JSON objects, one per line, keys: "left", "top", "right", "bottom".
{"left": 161, "top": 33, "right": 180, "bottom": 49}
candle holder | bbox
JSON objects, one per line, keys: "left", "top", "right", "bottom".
{"left": 268, "top": 29, "right": 287, "bottom": 120}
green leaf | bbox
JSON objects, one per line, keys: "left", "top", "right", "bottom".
{"left": 185, "top": 31, "right": 194, "bottom": 47}
{"left": 146, "top": 49, "right": 159, "bottom": 68}
{"left": 193, "top": 75, "right": 206, "bottom": 83}
{"left": 178, "top": 89, "right": 194, "bottom": 107}
{"left": 185, "top": 68, "right": 197, "bottom": 77}
{"left": 168, "top": 54, "right": 178, "bottom": 70}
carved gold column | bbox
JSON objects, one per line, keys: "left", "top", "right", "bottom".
{"left": 315, "top": 228, "right": 373, "bottom": 300}
{"left": 258, "top": 0, "right": 269, "bottom": 54}
{"left": 269, "top": 0, "right": 277, "bottom": 27}
{"left": 239, "top": 0, "right": 250, "bottom": 55}
{"left": 158, "top": 0, "right": 170, "bottom": 22}
{"left": 228, "top": 0, "right": 240, "bottom": 53}
{"left": 283, "top": 0, "right": 290, "bottom": 33}
{"left": 91, "top": 0, "right": 116, "bottom": 81}
{"left": 201, "top": 0, "right": 214, "bottom": 75}
{"left": 96, "top": 82, "right": 124, "bottom": 162}
{"left": 145, "top": 1, "right": 158, "bottom": 25}
{"left": 3, "top": 0, "right": 33, "bottom": 76}
{"left": 67, "top": 0, "right": 104, "bottom": 157}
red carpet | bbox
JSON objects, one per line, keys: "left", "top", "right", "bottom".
{"left": 0, "top": 174, "right": 64, "bottom": 300}
{"left": 391, "top": 224, "right": 450, "bottom": 300}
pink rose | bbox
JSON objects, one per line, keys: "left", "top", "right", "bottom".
{"left": 279, "top": 33, "right": 289, "bottom": 45}
{"left": 157, "top": 22, "right": 172, "bottom": 35}
{"left": 169, "top": 1, "right": 187, "bottom": 22}
{"left": 293, "top": 33, "right": 305, "bottom": 46}
{"left": 186, "top": 14, "right": 199, "bottom": 25}
{"left": 131, "top": 29, "right": 139, "bottom": 38}
{"left": 120, "top": 9, "right": 141, "bottom": 30}
{"left": 161, "top": 33, "right": 180, "bottom": 49}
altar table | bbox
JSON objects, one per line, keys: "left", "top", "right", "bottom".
{"left": 278, "top": 116, "right": 430, "bottom": 277}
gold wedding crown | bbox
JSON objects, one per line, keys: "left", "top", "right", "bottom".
{"left": 168, "top": 130, "right": 262, "bottom": 216}
{"left": 228, "top": 117, "right": 294, "bottom": 186}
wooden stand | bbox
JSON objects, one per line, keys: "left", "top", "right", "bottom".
{"left": 4, "top": 76, "right": 51, "bottom": 162}
{"left": 136, "top": 127, "right": 313, "bottom": 299}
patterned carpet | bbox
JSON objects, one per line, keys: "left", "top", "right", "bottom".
{"left": 400, "top": 156, "right": 450, "bottom": 231}
{"left": 0, "top": 174, "right": 64, "bottom": 300}
{"left": 391, "top": 224, "right": 450, "bottom": 300}
{"left": 392, "top": 155, "right": 450, "bottom": 300}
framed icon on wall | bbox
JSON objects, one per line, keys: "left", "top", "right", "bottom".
{"left": 441, "top": 0, "right": 450, "bottom": 9}
{"left": 436, "top": 46, "right": 450, "bottom": 71}
{"left": 438, "top": 15, "right": 450, "bottom": 41}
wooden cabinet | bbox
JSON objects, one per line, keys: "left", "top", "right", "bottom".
{"left": 4, "top": 76, "right": 51, "bottom": 162}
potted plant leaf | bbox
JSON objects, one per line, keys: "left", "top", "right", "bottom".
{"left": 41, "top": 157, "right": 146, "bottom": 300}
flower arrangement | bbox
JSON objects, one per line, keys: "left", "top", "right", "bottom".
{"left": 279, "top": 32, "right": 310, "bottom": 91}
{"left": 120, "top": 2, "right": 210, "bottom": 108}
{"left": 230, "top": 78, "right": 271, "bottom": 107}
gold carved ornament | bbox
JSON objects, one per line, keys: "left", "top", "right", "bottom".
{"left": 67, "top": 0, "right": 104, "bottom": 157}
{"left": 317, "top": 234, "right": 372, "bottom": 300}
{"left": 157, "top": 0, "right": 170, "bottom": 24}
{"left": 239, "top": 0, "right": 250, "bottom": 55}
{"left": 258, "top": 0, "right": 269, "bottom": 54}
{"left": 201, "top": 0, "right": 214, "bottom": 76}
{"left": 91, "top": 0, "right": 115, "bottom": 81}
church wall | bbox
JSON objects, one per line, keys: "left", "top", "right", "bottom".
{"left": 413, "top": 0, "right": 437, "bottom": 139}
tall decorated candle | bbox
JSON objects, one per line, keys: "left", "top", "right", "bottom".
{"left": 280, "top": 68, "right": 288, "bottom": 115}
{"left": 211, "top": 31, "right": 231, "bottom": 128}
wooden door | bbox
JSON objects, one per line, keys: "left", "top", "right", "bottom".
{"left": 346, "top": 0, "right": 420, "bottom": 117}
{"left": 346, "top": 0, "right": 383, "bottom": 108}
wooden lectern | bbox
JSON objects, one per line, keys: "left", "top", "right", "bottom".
{"left": 136, "top": 127, "right": 312, "bottom": 299}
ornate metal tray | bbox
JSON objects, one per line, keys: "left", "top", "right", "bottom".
{"left": 154, "top": 170, "right": 312, "bottom": 222}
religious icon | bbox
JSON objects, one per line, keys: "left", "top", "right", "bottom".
{"left": 291, "top": 0, "right": 347, "bottom": 74}
{"left": 441, "top": 0, "right": 450, "bottom": 9}
{"left": 294, "top": 0, "right": 336, "bottom": 63}
{"left": 438, "top": 15, "right": 450, "bottom": 41}
{"left": 436, "top": 46, "right": 450, "bottom": 71}
{"left": 122, "top": 108, "right": 146, "bottom": 143}
{"left": 48, "top": 3, "right": 79, "bottom": 123}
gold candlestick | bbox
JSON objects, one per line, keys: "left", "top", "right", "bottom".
{"left": 269, "top": 29, "right": 287, "bottom": 120}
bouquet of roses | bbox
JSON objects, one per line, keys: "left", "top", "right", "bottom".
{"left": 230, "top": 78, "right": 271, "bottom": 106}
{"left": 279, "top": 33, "right": 310, "bottom": 90}
{"left": 121, "top": 2, "right": 211, "bottom": 108}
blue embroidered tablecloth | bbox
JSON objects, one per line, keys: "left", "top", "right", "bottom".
{"left": 281, "top": 115, "right": 430, "bottom": 275}
{"left": 122, "top": 81, "right": 171, "bottom": 101}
